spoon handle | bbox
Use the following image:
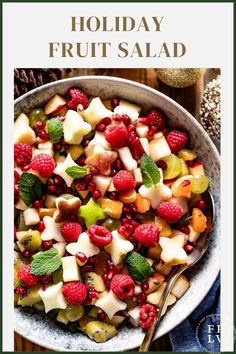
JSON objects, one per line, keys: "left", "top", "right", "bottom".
{"left": 139, "top": 267, "right": 186, "bottom": 352}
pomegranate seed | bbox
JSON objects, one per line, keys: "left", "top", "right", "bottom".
{"left": 141, "top": 282, "right": 149, "bottom": 292}
{"left": 41, "top": 241, "right": 52, "bottom": 250}
{"left": 54, "top": 176, "right": 64, "bottom": 186}
{"left": 21, "top": 164, "right": 31, "bottom": 172}
{"left": 33, "top": 200, "right": 42, "bottom": 209}
{"left": 90, "top": 167, "right": 99, "bottom": 175}
{"left": 115, "top": 159, "right": 122, "bottom": 170}
{"left": 14, "top": 170, "right": 20, "bottom": 184}
{"left": 88, "top": 256, "right": 96, "bottom": 264}
{"left": 110, "top": 169, "right": 117, "bottom": 177}
{"left": 107, "top": 260, "right": 115, "bottom": 270}
{"left": 179, "top": 226, "right": 190, "bottom": 234}
{"left": 137, "top": 293, "right": 147, "bottom": 303}
{"left": 37, "top": 221, "right": 45, "bottom": 232}
{"left": 60, "top": 137, "right": 66, "bottom": 145}
{"left": 111, "top": 98, "right": 120, "bottom": 109}
{"left": 60, "top": 117, "right": 66, "bottom": 122}
{"left": 88, "top": 182, "right": 96, "bottom": 192}
{"left": 96, "top": 123, "right": 106, "bottom": 132}
{"left": 76, "top": 252, "right": 88, "bottom": 263}
{"left": 148, "top": 126, "right": 158, "bottom": 136}
{"left": 100, "top": 117, "right": 111, "bottom": 126}
{"left": 48, "top": 185, "right": 56, "bottom": 193}
{"left": 89, "top": 290, "right": 99, "bottom": 299}
{"left": 75, "top": 182, "right": 87, "bottom": 192}
{"left": 92, "top": 190, "right": 101, "bottom": 199}
{"left": 42, "top": 285, "right": 47, "bottom": 291}
{"left": 65, "top": 187, "right": 73, "bottom": 194}
{"left": 181, "top": 180, "right": 191, "bottom": 187}
{"left": 118, "top": 226, "right": 130, "bottom": 237}
{"left": 128, "top": 133, "right": 136, "bottom": 142}
{"left": 109, "top": 192, "right": 118, "bottom": 200}
{"left": 187, "top": 160, "right": 195, "bottom": 167}
{"left": 54, "top": 143, "right": 61, "bottom": 151}
{"left": 55, "top": 187, "right": 63, "bottom": 196}
{"left": 38, "top": 130, "right": 49, "bottom": 140}
{"left": 34, "top": 121, "right": 45, "bottom": 130}
{"left": 84, "top": 174, "right": 92, "bottom": 183}
{"left": 40, "top": 275, "right": 52, "bottom": 284}
{"left": 77, "top": 155, "right": 86, "bottom": 166}
{"left": 124, "top": 223, "right": 133, "bottom": 232}
{"left": 83, "top": 265, "right": 93, "bottom": 272}
{"left": 157, "top": 160, "right": 167, "bottom": 170}
{"left": 127, "top": 125, "right": 135, "bottom": 133}
{"left": 184, "top": 244, "right": 194, "bottom": 253}
{"left": 83, "top": 139, "right": 90, "bottom": 148}
{"left": 105, "top": 280, "right": 111, "bottom": 288}
{"left": 15, "top": 286, "right": 27, "bottom": 296}
{"left": 131, "top": 205, "right": 137, "bottom": 213}
{"left": 102, "top": 273, "right": 108, "bottom": 281}
{"left": 123, "top": 206, "right": 132, "bottom": 214}
{"left": 22, "top": 250, "right": 31, "bottom": 258}
{"left": 131, "top": 220, "right": 140, "bottom": 228}
{"left": 97, "top": 309, "right": 107, "bottom": 321}
{"left": 198, "top": 200, "right": 206, "bottom": 211}
{"left": 107, "top": 270, "right": 115, "bottom": 280}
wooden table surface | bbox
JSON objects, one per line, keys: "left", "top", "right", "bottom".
{"left": 14, "top": 68, "right": 213, "bottom": 352}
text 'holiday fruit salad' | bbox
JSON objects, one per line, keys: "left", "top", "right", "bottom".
{"left": 14, "top": 88, "right": 210, "bottom": 343}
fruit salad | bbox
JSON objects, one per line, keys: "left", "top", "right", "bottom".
{"left": 14, "top": 88, "right": 210, "bottom": 343}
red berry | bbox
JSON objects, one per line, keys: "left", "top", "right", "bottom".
{"left": 96, "top": 123, "right": 106, "bottom": 132}
{"left": 148, "top": 126, "right": 158, "bottom": 137}
{"left": 61, "top": 222, "right": 82, "bottom": 243}
{"left": 22, "top": 250, "right": 31, "bottom": 258}
{"left": 157, "top": 160, "right": 167, "bottom": 170}
{"left": 141, "top": 282, "right": 149, "bottom": 292}
{"left": 31, "top": 154, "right": 55, "bottom": 178}
{"left": 62, "top": 281, "right": 88, "bottom": 305}
{"left": 37, "top": 221, "right": 45, "bottom": 232}
{"left": 90, "top": 167, "right": 99, "bottom": 175}
{"left": 66, "top": 88, "right": 88, "bottom": 110}
{"left": 100, "top": 117, "right": 111, "bottom": 126}
{"left": 92, "top": 190, "right": 101, "bottom": 199}
{"left": 110, "top": 274, "right": 135, "bottom": 299}
{"left": 138, "top": 109, "right": 165, "bottom": 130}
{"left": 88, "top": 225, "right": 112, "bottom": 248}
{"left": 139, "top": 304, "right": 157, "bottom": 329}
{"left": 34, "top": 121, "right": 45, "bottom": 130}
{"left": 198, "top": 200, "right": 206, "bottom": 211}
{"left": 137, "top": 293, "right": 147, "bottom": 304}
{"left": 88, "top": 182, "right": 96, "bottom": 192}
{"left": 17, "top": 264, "right": 40, "bottom": 287}
{"left": 179, "top": 226, "right": 190, "bottom": 234}
{"left": 54, "top": 143, "right": 61, "bottom": 151}
{"left": 111, "top": 98, "right": 120, "bottom": 109}
{"left": 166, "top": 130, "right": 188, "bottom": 153}
{"left": 157, "top": 201, "right": 184, "bottom": 223}
{"left": 134, "top": 224, "right": 159, "bottom": 247}
{"left": 76, "top": 252, "right": 88, "bottom": 264}
{"left": 184, "top": 244, "right": 194, "bottom": 253}
{"left": 14, "top": 170, "right": 20, "bottom": 184}
{"left": 112, "top": 114, "right": 131, "bottom": 126}
{"left": 33, "top": 200, "right": 42, "bottom": 209}
{"left": 14, "top": 143, "right": 32, "bottom": 167}
{"left": 15, "top": 286, "right": 28, "bottom": 296}
{"left": 113, "top": 170, "right": 136, "bottom": 191}
{"left": 104, "top": 123, "right": 129, "bottom": 148}
{"left": 40, "top": 275, "right": 52, "bottom": 284}
{"left": 38, "top": 130, "right": 49, "bottom": 140}
{"left": 83, "top": 265, "right": 94, "bottom": 272}
{"left": 97, "top": 309, "right": 107, "bottom": 321}
{"left": 41, "top": 241, "right": 52, "bottom": 250}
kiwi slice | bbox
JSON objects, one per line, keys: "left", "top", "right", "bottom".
{"left": 17, "top": 229, "right": 42, "bottom": 252}
{"left": 14, "top": 264, "right": 23, "bottom": 289}
{"left": 65, "top": 305, "right": 84, "bottom": 322}
{"left": 18, "top": 285, "right": 41, "bottom": 307}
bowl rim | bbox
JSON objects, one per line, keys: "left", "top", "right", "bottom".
{"left": 14, "top": 75, "right": 220, "bottom": 351}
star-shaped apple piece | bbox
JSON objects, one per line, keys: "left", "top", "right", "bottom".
{"left": 38, "top": 282, "right": 67, "bottom": 313}
{"left": 66, "top": 232, "right": 100, "bottom": 261}
{"left": 104, "top": 230, "right": 134, "bottom": 265}
{"left": 54, "top": 153, "right": 80, "bottom": 187}
{"left": 54, "top": 196, "right": 81, "bottom": 223}
{"left": 95, "top": 290, "right": 127, "bottom": 319}
{"left": 85, "top": 144, "right": 118, "bottom": 176}
{"left": 159, "top": 235, "right": 188, "bottom": 266}
{"left": 41, "top": 216, "right": 65, "bottom": 242}
{"left": 79, "top": 198, "right": 106, "bottom": 227}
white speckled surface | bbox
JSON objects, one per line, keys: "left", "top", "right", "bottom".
{"left": 14, "top": 77, "right": 220, "bottom": 351}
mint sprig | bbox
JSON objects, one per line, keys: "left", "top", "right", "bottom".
{"left": 18, "top": 172, "right": 43, "bottom": 206}
{"left": 47, "top": 118, "right": 63, "bottom": 143}
{"left": 66, "top": 166, "right": 90, "bottom": 179}
{"left": 30, "top": 248, "right": 62, "bottom": 276}
{"left": 125, "top": 252, "right": 154, "bottom": 282}
{"left": 140, "top": 155, "right": 161, "bottom": 188}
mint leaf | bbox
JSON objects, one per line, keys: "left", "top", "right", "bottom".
{"left": 66, "top": 166, "right": 90, "bottom": 179}
{"left": 125, "top": 252, "right": 154, "bottom": 282}
{"left": 140, "top": 155, "right": 161, "bottom": 188}
{"left": 47, "top": 118, "right": 63, "bottom": 143}
{"left": 30, "top": 248, "right": 62, "bottom": 276}
{"left": 18, "top": 173, "right": 43, "bottom": 206}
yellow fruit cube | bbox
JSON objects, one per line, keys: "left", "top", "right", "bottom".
{"left": 178, "top": 149, "right": 197, "bottom": 161}
{"left": 68, "top": 145, "right": 84, "bottom": 161}
{"left": 99, "top": 198, "right": 123, "bottom": 219}
{"left": 119, "top": 189, "right": 137, "bottom": 204}
{"left": 191, "top": 208, "right": 207, "bottom": 233}
{"left": 135, "top": 194, "right": 150, "bottom": 213}
{"left": 155, "top": 216, "right": 172, "bottom": 236}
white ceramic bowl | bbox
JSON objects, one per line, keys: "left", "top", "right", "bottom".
{"left": 14, "top": 76, "right": 220, "bottom": 351}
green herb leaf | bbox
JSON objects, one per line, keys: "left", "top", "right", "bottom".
{"left": 125, "top": 252, "right": 154, "bottom": 282}
{"left": 66, "top": 166, "right": 90, "bottom": 179}
{"left": 30, "top": 248, "right": 62, "bottom": 276}
{"left": 18, "top": 173, "right": 43, "bottom": 206}
{"left": 140, "top": 155, "right": 161, "bottom": 188}
{"left": 47, "top": 118, "right": 63, "bottom": 143}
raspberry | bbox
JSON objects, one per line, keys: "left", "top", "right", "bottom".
{"left": 139, "top": 304, "right": 157, "bottom": 329}
{"left": 113, "top": 170, "right": 136, "bottom": 191}
{"left": 110, "top": 274, "right": 135, "bottom": 299}
{"left": 112, "top": 114, "right": 131, "bottom": 126}
{"left": 138, "top": 109, "right": 165, "bottom": 130}
{"left": 104, "top": 123, "right": 129, "bottom": 148}
{"left": 31, "top": 154, "right": 55, "bottom": 178}
{"left": 17, "top": 264, "right": 40, "bottom": 287}
{"left": 66, "top": 88, "right": 88, "bottom": 110}
{"left": 62, "top": 281, "right": 88, "bottom": 305}
{"left": 60, "top": 222, "right": 82, "bottom": 243}
{"left": 88, "top": 225, "right": 112, "bottom": 247}
{"left": 134, "top": 224, "right": 159, "bottom": 247}
{"left": 157, "top": 201, "right": 183, "bottom": 223}
{"left": 14, "top": 143, "right": 32, "bottom": 167}
{"left": 166, "top": 130, "right": 188, "bottom": 153}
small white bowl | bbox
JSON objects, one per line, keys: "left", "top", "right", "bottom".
{"left": 14, "top": 76, "right": 220, "bottom": 351}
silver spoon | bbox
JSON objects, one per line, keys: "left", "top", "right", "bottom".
{"left": 139, "top": 191, "right": 214, "bottom": 352}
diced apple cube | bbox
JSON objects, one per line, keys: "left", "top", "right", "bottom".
{"left": 128, "top": 306, "right": 141, "bottom": 327}
{"left": 171, "top": 274, "right": 190, "bottom": 299}
{"left": 136, "top": 124, "right": 149, "bottom": 138}
{"left": 85, "top": 131, "right": 111, "bottom": 156}
{"left": 23, "top": 208, "right": 40, "bottom": 225}
{"left": 118, "top": 147, "right": 137, "bottom": 171}
{"left": 62, "top": 256, "right": 81, "bottom": 282}
{"left": 44, "top": 94, "right": 66, "bottom": 115}
{"left": 154, "top": 261, "right": 172, "bottom": 276}
{"left": 188, "top": 225, "right": 200, "bottom": 242}
{"left": 147, "top": 244, "right": 162, "bottom": 260}
{"left": 14, "top": 114, "right": 36, "bottom": 145}
{"left": 140, "top": 138, "right": 150, "bottom": 155}
{"left": 44, "top": 194, "right": 56, "bottom": 208}
{"left": 15, "top": 198, "right": 27, "bottom": 211}
{"left": 149, "top": 136, "right": 171, "bottom": 161}
{"left": 92, "top": 175, "right": 112, "bottom": 197}
{"left": 189, "top": 162, "right": 205, "bottom": 176}
{"left": 82, "top": 97, "right": 113, "bottom": 128}
{"left": 38, "top": 141, "right": 53, "bottom": 150}
{"left": 147, "top": 282, "right": 166, "bottom": 305}
{"left": 132, "top": 168, "right": 143, "bottom": 184}
{"left": 134, "top": 285, "right": 142, "bottom": 296}
{"left": 153, "top": 132, "right": 164, "bottom": 139}
{"left": 114, "top": 99, "right": 141, "bottom": 123}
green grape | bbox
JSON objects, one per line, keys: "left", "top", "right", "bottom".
{"left": 65, "top": 305, "right": 84, "bottom": 322}
{"left": 17, "top": 229, "right": 42, "bottom": 252}
{"left": 179, "top": 158, "right": 189, "bottom": 177}
{"left": 52, "top": 267, "right": 63, "bottom": 283}
{"left": 29, "top": 108, "right": 48, "bottom": 128}
{"left": 191, "top": 175, "right": 209, "bottom": 194}
{"left": 162, "top": 154, "right": 182, "bottom": 179}
{"left": 103, "top": 218, "right": 120, "bottom": 231}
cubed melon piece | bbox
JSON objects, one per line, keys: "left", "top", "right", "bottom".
{"left": 62, "top": 256, "right": 81, "bottom": 282}
{"left": 140, "top": 138, "right": 150, "bottom": 155}
{"left": 132, "top": 168, "right": 143, "bottom": 184}
{"left": 92, "top": 175, "right": 112, "bottom": 197}
{"left": 171, "top": 274, "right": 190, "bottom": 299}
{"left": 154, "top": 261, "right": 172, "bottom": 276}
{"left": 23, "top": 208, "right": 40, "bottom": 225}
{"left": 149, "top": 136, "right": 171, "bottom": 161}
{"left": 118, "top": 147, "right": 137, "bottom": 171}
{"left": 114, "top": 99, "right": 141, "bottom": 123}
{"left": 136, "top": 124, "right": 149, "bottom": 138}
